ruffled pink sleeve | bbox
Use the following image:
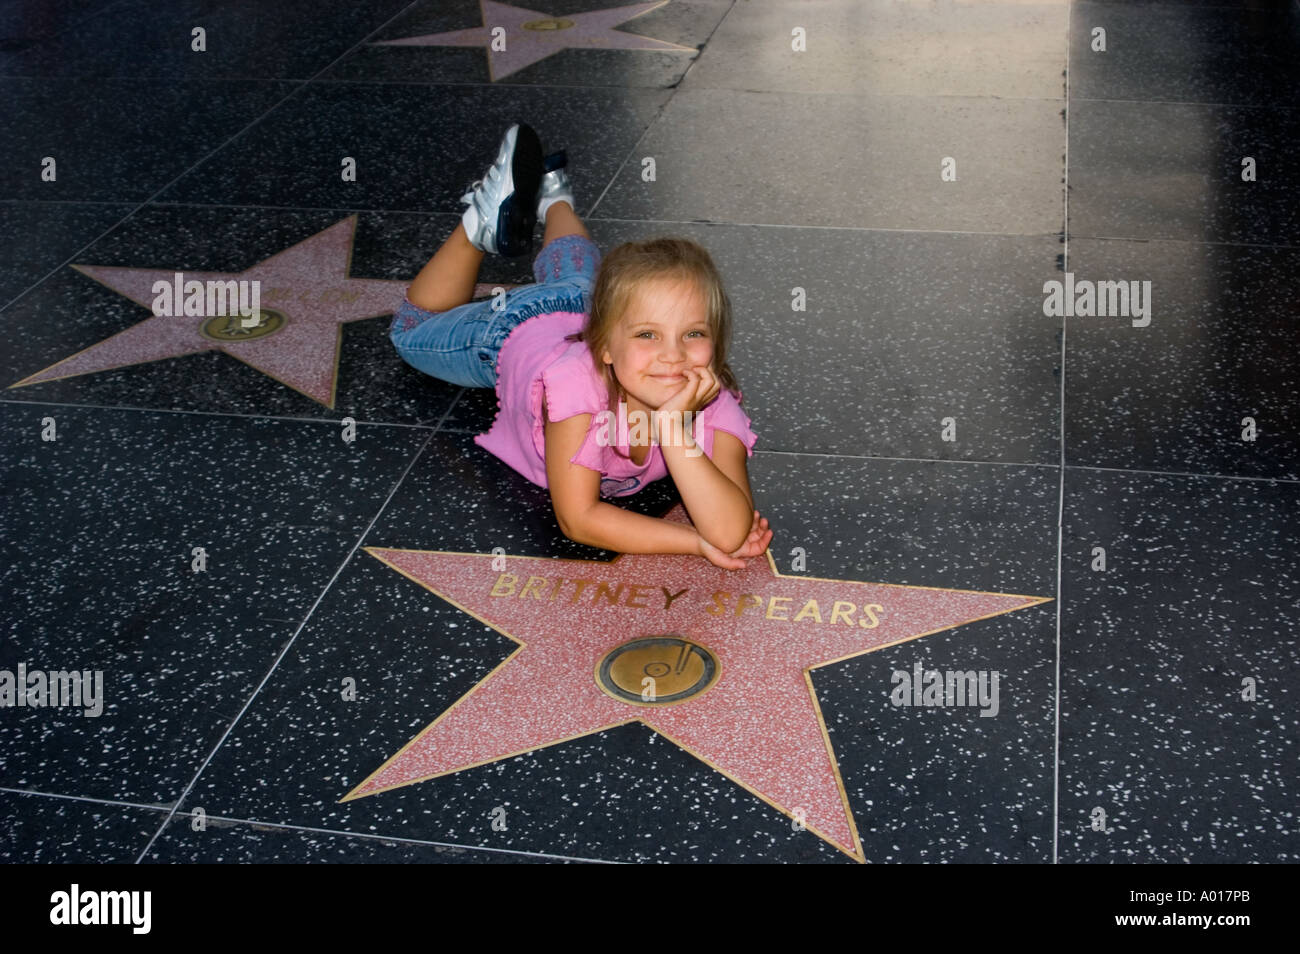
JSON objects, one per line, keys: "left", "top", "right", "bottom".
{"left": 694, "top": 388, "right": 757, "bottom": 458}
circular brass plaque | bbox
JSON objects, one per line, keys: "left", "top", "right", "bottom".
{"left": 199, "top": 307, "right": 286, "bottom": 342}
{"left": 596, "top": 636, "right": 719, "bottom": 707}
{"left": 522, "top": 17, "right": 575, "bottom": 31}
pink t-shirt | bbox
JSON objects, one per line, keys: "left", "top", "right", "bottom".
{"left": 474, "top": 311, "right": 758, "bottom": 498}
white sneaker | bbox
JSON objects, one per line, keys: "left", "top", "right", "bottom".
{"left": 459, "top": 122, "right": 543, "bottom": 257}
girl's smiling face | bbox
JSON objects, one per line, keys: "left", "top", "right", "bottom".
{"left": 601, "top": 276, "right": 714, "bottom": 415}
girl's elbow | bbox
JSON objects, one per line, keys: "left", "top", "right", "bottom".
{"left": 557, "top": 506, "right": 598, "bottom": 548}
{"left": 558, "top": 516, "right": 588, "bottom": 546}
{"left": 713, "top": 523, "right": 750, "bottom": 555}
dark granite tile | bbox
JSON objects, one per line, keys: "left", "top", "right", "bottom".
{"left": 1057, "top": 468, "right": 1299, "bottom": 863}
{"left": 746, "top": 455, "right": 1059, "bottom": 599}
{"left": 0, "top": 201, "right": 133, "bottom": 308}
{"left": 0, "top": 0, "right": 413, "bottom": 79}
{"left": 1069, "top": 99, "right": 1300, "bottom": 245}
{"left": 161, "top": 433, "right": 1055, "bottom": 863}
{"left": 0, "top": 403, "right": 427, "bottom": 802}
{"left": 144, "top": 813, "right": 587, "bottom": 863}
{"left": 593, "top": 87, "right": 1065, "bottom": 234}
{"left": 155, "top": 82, "right": 672, "bottom": 214}
{"left": 814, "top": 606, "right": 1058, "bottom": 863}
{"left": 1064, "top": 238, "right": 1300, "bottom": 480}
{"left": 0, "top": 791, "right": 166, "bottom": 863}
{"left": 3, "top": 206, "right": 491, "bottom": 423}
{"left": 1071, "top": 0, "right": 1300, "bottom": 106}
{"left": 0, "top": 77, "right": 292, "bottom": 202}
{"left": 682, "top": 0, "right": 1068, "bottom": 99}
{"left": 0, "top": 0, "right": 130, "bottom": 46}
{"left": 449, "top": 221, "right": 1064, "bottom": 466}
{"left": 323, "top": 0, "right": 729, "bottom": 89}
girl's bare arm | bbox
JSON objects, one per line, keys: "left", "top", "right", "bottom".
{"left": 656, "top": 419, "right": 753, "bottom": 554}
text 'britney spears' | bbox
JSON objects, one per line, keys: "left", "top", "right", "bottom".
{"left": 489, "top": 575, "right": 883, "bottom": 628}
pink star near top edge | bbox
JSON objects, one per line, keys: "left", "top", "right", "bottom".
{"left": 372, "top": 0, "right": 696, "bottom": 82}
{"left": 345, "top": 504, "right": 1051, "bottom": 862}
{"left": 9, "top": 217, "right": 520, "bottom": 409}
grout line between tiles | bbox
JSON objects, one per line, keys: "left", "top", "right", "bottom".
{"left": 740, "top": 446, "right": 1299, "bottom": 486}
{"left": 0, "top": 787, "right": 618, "bottom": 863}
{"left": 0, "top": 196, "right": 1069, "bottom": 239}
{"left": 1053, "top": 0, "right": 1073, "bottom": 868}
{"left": 1071, "top": 95, "right": 1300, "bottom": 111}
{"left": 586, "top": 106, "right": 671, "bottom": 218}
{"left": 4, "top": 397, "right": 1293, "bottom": 485}
{"left": 0, "top": 396, "right": 442, "bottom": 430}
{"left": 1059, "top": 462, "right": 1297, "bottom": 486}
{"left": 7, "top": 198, "right": 1300, "bottom": 251}
{"left": 149, "top": 812, "right": 623, "bottom": 864}
{"left": 297, "top": 74, "right": 1074, "bottom": 104}
{"left": 132, "top": 426, "right": 439, "bottom": 864}
{"left": 0, "top": 786, "right": 175, "bottom": 814}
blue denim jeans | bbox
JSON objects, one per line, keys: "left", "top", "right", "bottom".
{"left": 389, "top": 234, "right": 602, "bottom": 388}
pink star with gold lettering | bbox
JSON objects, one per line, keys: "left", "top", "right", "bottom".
{"left": 373, "top": 0, "right": 696, "bottom": 82}
{"left": 10, "top": 216, "right": 439, "bottom": 408}
{"left": 346, "top": 505, "right": 1051, "bottom": 862}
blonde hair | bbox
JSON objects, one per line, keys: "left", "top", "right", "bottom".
{"left": 564, "top": 237, "right": 741, "bottom": 460}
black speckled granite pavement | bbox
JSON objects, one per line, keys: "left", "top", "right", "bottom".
{"left": 1, "top": 0, "right": 1296, "bottom": 865}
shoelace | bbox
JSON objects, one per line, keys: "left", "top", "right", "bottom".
{"left": 461, "top": 158, "right": 506, "bottom": 208}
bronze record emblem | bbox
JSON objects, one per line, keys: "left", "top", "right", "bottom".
{"left": 596, "top": 636, "right": 719, "bottom": 707}
{"left": 199, "top": 307, "right": 286, "bottom": 342}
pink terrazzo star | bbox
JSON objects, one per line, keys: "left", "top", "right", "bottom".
{"left": 346, "top": 505, "right": 1051, "bottom": 862}
{"left": 373, "top": 0, "right": 696, "bottom": 81}
{"left": 7, "top": 217, "right": 517, "bottom": 409}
